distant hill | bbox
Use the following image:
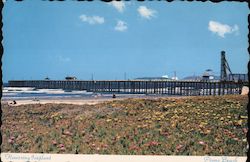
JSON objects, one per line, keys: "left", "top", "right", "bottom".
{"left": 135, "top": 77, "right": 172, "bottom": 81}
{"left": 182, "top": 76, "right": 202, "bottom": 81}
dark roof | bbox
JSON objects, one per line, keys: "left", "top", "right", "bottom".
{"left": 65, "top": 76, "right": 77, "bottom": 80}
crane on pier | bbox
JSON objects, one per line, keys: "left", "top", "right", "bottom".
{"left": 220, "top": 51, "right": 233, "bottom": 81}
{"left": 220, "top": 51, "right": 248, "bottom": 82}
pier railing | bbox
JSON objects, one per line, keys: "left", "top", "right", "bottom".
{"left": 8, "top": 80, "right": 246, "bottom": 96}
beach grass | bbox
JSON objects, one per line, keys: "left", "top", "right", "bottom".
{"left": 1, "top": 95, "right": 248, "bottom": 155}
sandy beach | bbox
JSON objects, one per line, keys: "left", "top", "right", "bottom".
{"left": 2, "top": 98, "right": 121, "bottom": 106}
{"left": 1, "top": 94, "right": 188, "bottom": 106}
{"left": 2, "top": 85, "right": 248, "bottom": 106}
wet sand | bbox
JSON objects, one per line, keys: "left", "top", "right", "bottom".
{"left": 2, "top": 94, "right": 189, "bottom": 106}
{"left": 2, "top": 89, "right": 248, "bottom": 106}
{"left": 2, "top": 98, "right": 120, "bottom": 106}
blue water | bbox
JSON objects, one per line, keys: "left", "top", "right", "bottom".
{"left": 2, "top": 87, "right": 151, "bottom": 101}
{"left": 2, "top": 87, "right": 95, "bottom": 100}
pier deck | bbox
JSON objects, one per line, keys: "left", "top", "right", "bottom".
{"left": 8, "top": 80, "right": 246, "bottom": 96}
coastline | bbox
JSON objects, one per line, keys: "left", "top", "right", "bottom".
{"left": 2, "top": 93, "right": 248, "bottom": 106}
{"left": 1, "top": 94, "right": 187, "bottom": 106}
{"left": 2, "top": 85, "right": 248, "bottom": 106}
{"left": 1, "top": 98, "right": 120, "bottom": 106}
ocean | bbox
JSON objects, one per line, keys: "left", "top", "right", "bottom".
{"left": 2, "top": 87, "right": 95, "bottom": 101}
{"left": 1, "top": 87, "right": 149, "bottom": 101}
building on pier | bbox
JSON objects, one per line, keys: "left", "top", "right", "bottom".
{"left": 202, "top": 69, "right": 215, "bottom": 80}
{"left": 65, "top": 76, "right": 77, "bottom": 80}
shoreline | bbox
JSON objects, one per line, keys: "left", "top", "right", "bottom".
{"left": 1, "top": 98, "right": 121, "bottom": 106}
{"left": 2, "top": 94, "right": 246, "bottom": 106}
{"left": 1, "top": 94, "right": 195, "bottom": 106}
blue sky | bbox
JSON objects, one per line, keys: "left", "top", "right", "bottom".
{"left": 2, "top": 1, "right": 249, "bottom": 82}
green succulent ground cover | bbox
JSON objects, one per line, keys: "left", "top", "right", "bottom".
{"left": 1, "top": 95, "right": 248, "bottom": 155}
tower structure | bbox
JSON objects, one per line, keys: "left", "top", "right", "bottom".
{"left": 220, "top": 51, "right": 232, "bottom": 81}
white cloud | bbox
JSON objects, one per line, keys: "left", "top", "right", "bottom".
{"left": 208, "top": 20, "right": 239, "bottom": 38}
{"left": 109, "top": 1, "right": 125, "bottom": 13}
{"left": 115, "top": 20, "right": 128, "bottom": 32}
{"left": 79, "top": 14, "right": 105, "bottom": 25}
{"left": 114, "top": 20, "right": 128, "bottom": 32}
{"left": 137, "top": 6, "right": 157, "bottom": 19}
{"left": 58, "top": 56, "right": 71, "bottom": 62}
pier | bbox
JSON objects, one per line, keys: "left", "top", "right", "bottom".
{"left": 8, "top": 80, "right": 246, "bottom": 96}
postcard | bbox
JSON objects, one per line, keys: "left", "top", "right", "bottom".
{"left": 1, "top": 1, "right": 248, "bottom": 162}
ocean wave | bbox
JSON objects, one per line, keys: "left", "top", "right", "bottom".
{"left": 3, "top": 87, "right": 35, "bottom": 92}
{"left": 3, "top": 87, "right": 92, "bottom": 95}
{"left": 2, "top": 87, "right": 94, "bottom": 100}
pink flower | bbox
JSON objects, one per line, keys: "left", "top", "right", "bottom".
{"left": 161, "top": 132, "right": 169, "bottom": 136}
{"left": 243, "top": 128, "right": 248, "bottom": 134}
{"left": 102, "top": 144, "right": 108, "bottom": 148}
{"left": 129, "top": 145, "right": 140, "bottom": 151}
{"left": 233, "top": 138, "right": 239, "bottom": 141}
{"left": 150, "top": 141, "right": 159, "bottom": 146}
{"left": 146, "top": 141, "right": 160, "bottom": 147}
{"left": 199, "top": 141, "right": 205, "bottom": 145}
{"left": 8, "top": 139, "right": 14, "bottom": 144}
{"left": 60, "top": 146, "right": 65, "bottom": 151}
{"left": 58, "top": 144, "right": 65, "bottom": 148}
{"left": 176, "top": 144, "right": 183, "bottom": 150}
{"left": 52, "top": 140, "right": 57, "bottom": 145}
{"left": 8, "top": 136, "right": 15, "bottom": 144}
{"left": 64, "top": 130, "right": 73, "bottom": 136}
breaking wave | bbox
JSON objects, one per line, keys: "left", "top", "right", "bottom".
{"left": 2, "top": 87, "right": 93, "bottom": 100}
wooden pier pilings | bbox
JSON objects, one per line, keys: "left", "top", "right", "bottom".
{"left": 8, "top": 80, "right": 245, "bottom": 96}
